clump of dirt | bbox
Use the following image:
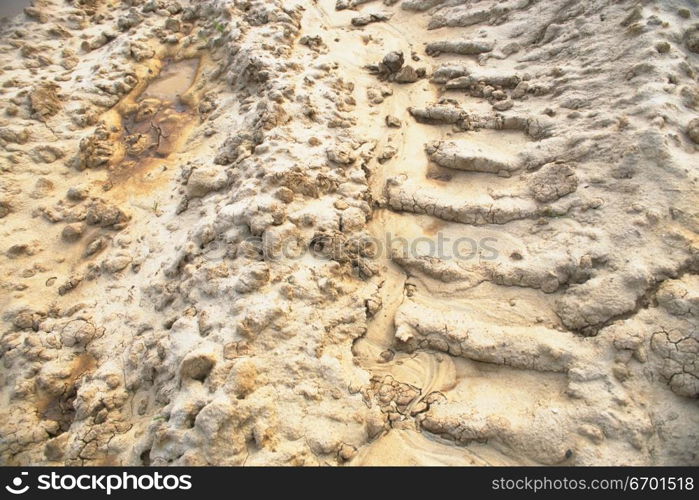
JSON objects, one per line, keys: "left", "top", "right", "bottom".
{"left": 37, "top": 353, "right": 97, "bottom": 435}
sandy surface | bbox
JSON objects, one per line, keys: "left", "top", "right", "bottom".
{"left": 0, "top": 0, "right": 698, "bottom": 466}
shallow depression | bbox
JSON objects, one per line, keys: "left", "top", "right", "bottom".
{"left": 103, "top": 56, "right": 204, "bottom": 200}
{"left": 141, "top": 58, "right": 200, "bottom": 104}
{"left": 117, "top": 59, "right": 201, "bottom": 169}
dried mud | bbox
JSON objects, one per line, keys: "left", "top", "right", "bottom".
{"left": 0, "top": 0, "right": 698, "bottom": 466}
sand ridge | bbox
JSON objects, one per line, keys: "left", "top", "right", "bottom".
{"left": 0, "top": 0, "right": 697, "bottom": 466}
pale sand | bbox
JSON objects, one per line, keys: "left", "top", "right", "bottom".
{"left": 0, "top": 0, "right": 697, "bottom": 466}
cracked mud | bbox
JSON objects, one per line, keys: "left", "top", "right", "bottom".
{"left": 0, "top": 0, "right": 698, "bottom": 466}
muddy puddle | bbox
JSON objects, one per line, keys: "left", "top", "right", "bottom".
{"left": 111, "top": 58, "right": 200, "bottom": 184}
{"left": 0, "top": 0, "right": 32, "bottom": 20}
{"left": 140, "top": 58, "right": 200, "bottom": 103}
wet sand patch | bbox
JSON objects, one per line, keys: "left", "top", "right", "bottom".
{"left": 0, "top": 0, "right": 32, "bottom": 20}
{"left": 108, "top": 58, "right": 203, "bottom": 192}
